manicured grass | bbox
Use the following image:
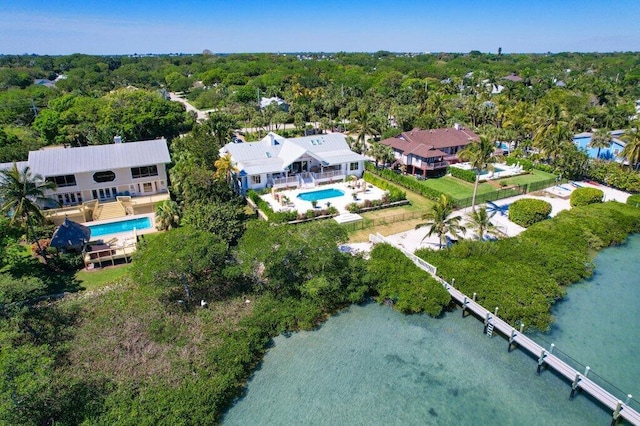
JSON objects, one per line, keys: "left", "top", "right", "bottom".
{"left": 75, "top": 264, "right": 132, "bottom": 291}
{"left": 498, "top": 169, "right": 557, "bottom": 186}
{"left": 421, "top": 176, "right": 495, "bottom": 200}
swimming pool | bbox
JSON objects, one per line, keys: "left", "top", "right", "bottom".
{"left": 297, "top": 188, "right": 345, "bottom": 202}
{"left": 88, "top": 216, "right": 152, "bottom": 237}
{"left": 479, "top": 166, "right": 506, "bottom": 175}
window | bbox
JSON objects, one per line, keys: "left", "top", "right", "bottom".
{"left": 251, "top": 175, "right": 262, "bottom": 185}
{"left": 93, "top": 170, "right": 116, "bottom": 183}
{"left": 46, "top": 175, "right": 76, "bottom": 187}
{"left": 349, "top": 162, "right": 359, "bottom": 171}
{"left": 131, "top": 165, "right": 158, "bottom": 178}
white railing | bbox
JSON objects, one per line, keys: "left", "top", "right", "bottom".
{"left": 368, "top": 233, "right": 437, "bottom": 276}
{"left": 273, "top": 176, "right": 299, "bottom": 188}
{"left": 313, "top": 170, "right": 345, "bottom": 181}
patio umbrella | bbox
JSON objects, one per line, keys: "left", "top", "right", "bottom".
{"left": 50, "top": 217, "right": 91, "bottom": 252}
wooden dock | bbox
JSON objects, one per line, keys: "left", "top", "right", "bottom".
{"left": 369, "top": 233, "right": 640, "bottom": 425}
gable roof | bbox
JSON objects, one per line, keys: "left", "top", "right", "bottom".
{"left": 380, "top": 127, "right": 479, "bottom": 158}
{"left": 221, "top": 132, "right": 367, "bottom": 175}
{"left": 27, "top": 138, "right": 170, "bottom": 176}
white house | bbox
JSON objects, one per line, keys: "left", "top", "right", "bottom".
{"left": 259, "top": 96, "right": 289, "bottom": 112}
{"left": 0, "top": 137, "right": 171, "bottom": 207}
{"left": 220, "top": 132, "right": 368, "bottom": 194}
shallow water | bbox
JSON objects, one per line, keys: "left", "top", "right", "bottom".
{"left": 224, "top": 236, "right": 640, "bottom": 425}
{"left": 533, "top": 234, "right": 640, "bottom": 410}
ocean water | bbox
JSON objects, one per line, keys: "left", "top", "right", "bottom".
{"left": 224, "top": 236, "right": 640, "bottom": 425}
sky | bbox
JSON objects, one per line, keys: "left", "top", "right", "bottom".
{"left": 2, "top": 0, "right": 640, "bottom": 55}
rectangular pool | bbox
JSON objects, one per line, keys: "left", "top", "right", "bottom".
{"left": 88, "top": 216, "right": 152, "bottom": 237}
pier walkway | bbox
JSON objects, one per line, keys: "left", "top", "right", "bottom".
{"left": 369, "top": 233, "right": 640, "bottom": 425}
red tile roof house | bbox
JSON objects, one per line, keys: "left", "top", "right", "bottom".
{"left": 379, "top": 125, "right": 479, "bottom": 177}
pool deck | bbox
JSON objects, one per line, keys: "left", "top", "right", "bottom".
{"left": 262, "top": 181, "right": 387, "bottom": 215}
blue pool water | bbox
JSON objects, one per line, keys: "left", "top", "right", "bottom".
{"left": 479, "top": 166, "right": 506, "bottom": 175}
{"left": 88, "top": 216, "right": 152, "bottom": 237}
{"left": 297, "top": 188, "right": 345, "bottom": 202}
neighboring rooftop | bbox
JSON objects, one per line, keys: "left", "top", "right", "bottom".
{"left": 26, "top": 138, "right": 170, "bottom": 176}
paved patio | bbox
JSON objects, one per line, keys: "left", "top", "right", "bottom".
{"left": 261, "top": 181, "right": 387, "bottom": 215}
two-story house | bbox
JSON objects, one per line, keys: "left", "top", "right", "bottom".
{"left": 379, "top": 126, "right": 479, "bottom": 177}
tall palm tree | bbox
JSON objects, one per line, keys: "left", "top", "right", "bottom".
{"left": 457, "top": 135, "right": 502, "bottom": 210}
{"left": 213, "top": 152, "right": 238, "bottom": 183}
{"left": 0, "top": 164, "right": 57, "bottom": 250}
{"left": 621, "top": 125, "right": 640, "bottom": 169}
{"left": 467, "top": 206, "right": 498, "bottom": 240}
{"left": 416, "top": 194, "right": 466, "bottom": 249}
{"left": 588, "top": 128, "right": 611, "bottom": 160}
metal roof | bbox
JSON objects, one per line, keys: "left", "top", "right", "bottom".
{"left": 27, "top": 139, "right": 170, "bottom": 176}
{"left": 0, "top": 161, "right": 29, "bottom": 173}
{"left": 221, "top": 133, "right": 364, "bottom": 175}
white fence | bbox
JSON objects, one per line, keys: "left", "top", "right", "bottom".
{"left": 369, "top": 233, "right": 437, "bottom": 276}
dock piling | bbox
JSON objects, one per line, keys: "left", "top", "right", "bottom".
{"left": 570, "top": 373, "right": 581, "bottom": 398}
{"left": 508, "top": 328, "right": 517, "bottom": 352}
{"left": 550, "top": 343, "right": 555, "bottom": 354}
{"left": 537, "top": 349, "right": 547, "bottom": 374}
{"left": 612, "top": 400, "right": 622, "bottom": 425}
{"left": 584, "top": 366, "right": 591, "bottom": 378}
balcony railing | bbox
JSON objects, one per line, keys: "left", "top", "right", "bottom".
{"left": 272, "top": 176, "right": 299, "bottom": 189}
{"left": 312, "top": 170, "right": 345, "bottom": 181}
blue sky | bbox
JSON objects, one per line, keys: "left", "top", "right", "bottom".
{"left": 2, "top": 0, "right": 639, "bottom": 55}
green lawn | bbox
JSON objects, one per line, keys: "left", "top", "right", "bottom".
{"left": 421, "top": 176, "right": 495, "bottom": 200}
{"left": 75, "top": 264, "right": 132, "bottom": 291}
{"left": 498, "top": 169, "right": 557, "bottom": 186}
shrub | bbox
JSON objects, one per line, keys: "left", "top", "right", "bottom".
{"left": 627, "top": 194, "right": 640, "bottom": 207}
{"left": 509, "top": 198, "right": 552, "bottom": 227}
{"left": 533, "top": 163, "right": 554, "bottom": 173}
{"left": 247, "top": 190, "right": 297, "bottom": 223}
{"left": 362, "top": 171, "right": 406, "bottom": 202}
{"left": 506, "top": 157, "right": 533, "bottom": 171}
{"left": 587, "top": 160, "right": 640, "bottom": 193}
{"left": 447, "top": 166, "right": 476, "bottom": 183}
{"left": 364, "top": 163, "right": 444, "bottom": 201}
{"left": 570, "top": 187, "right": 604, "bottom": 207}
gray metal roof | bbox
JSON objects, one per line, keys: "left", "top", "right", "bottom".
{"left": 0, "top": 161, "right": 29, "bottom": 173}
{"left": 27, "top": 139, "right": 170, "bottom": 176}
{"left": 221, "top": 133, "right": 365, "bottom": 175}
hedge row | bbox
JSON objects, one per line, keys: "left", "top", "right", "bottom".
{"left": 447, "top": 166, "right": 476, "bottom": 183}
{"left": 587, "top": 160, "right": 640, "bottom": 193}
{"left": 508, "top": 198, "right": 552, "bottom": 227}
{"left": 362, "top": 171, "right": 407, "bottom": 202}
{"left": 364, "top": 163, "right": 445, "bottom": 201}
{"left": 247, "top": 190, "right": 297, "bottom": 223}
{"left": 569, "top": 187, "right": 604, "bottom": 207}
{"left": 505, "top": 157, "right": 534, "bottom": 171}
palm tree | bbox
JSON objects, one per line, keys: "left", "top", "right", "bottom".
{"left": 155, "top": 200, "right": 181, "bottom": 231}
{"left": 588, "top": 128, "right": 611, "bottom": 160}
{"left": 416, "top": 194, "right": 466, "bottom": 249}
{"left": 368, "top": 142, "right": 394, "bottom": 168}
{"left": 457, "top": 135, "right": 502, "bottom": 210}
{"left": 213, "top": 152, "right": 238, "bottom": 183}
{"left": 0, "top": 164, "right": 57, "bottom": 252}
{"left": 467, "top": 206, "right": 498, "bottom": 240}
{"left": 621, "top": 124, "right": 640, "bottom": 169}
{"left": 350, "top": 110, "right": 378, "bottom": 154}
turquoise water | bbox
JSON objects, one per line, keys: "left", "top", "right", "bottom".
{"left": 88, "top": 216, "right": 151, "bottom": 237}
{"left": 224, "top": 236, "right": 640, "bottom": 425}
{"left": 479, "top": 166, "right": 505, "bottom": 175}
{"left": 532, "top": 234, "right": 640, "bottom": 412}
{"left": 297, "top": 188, "right": 345, "bottom": 202}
